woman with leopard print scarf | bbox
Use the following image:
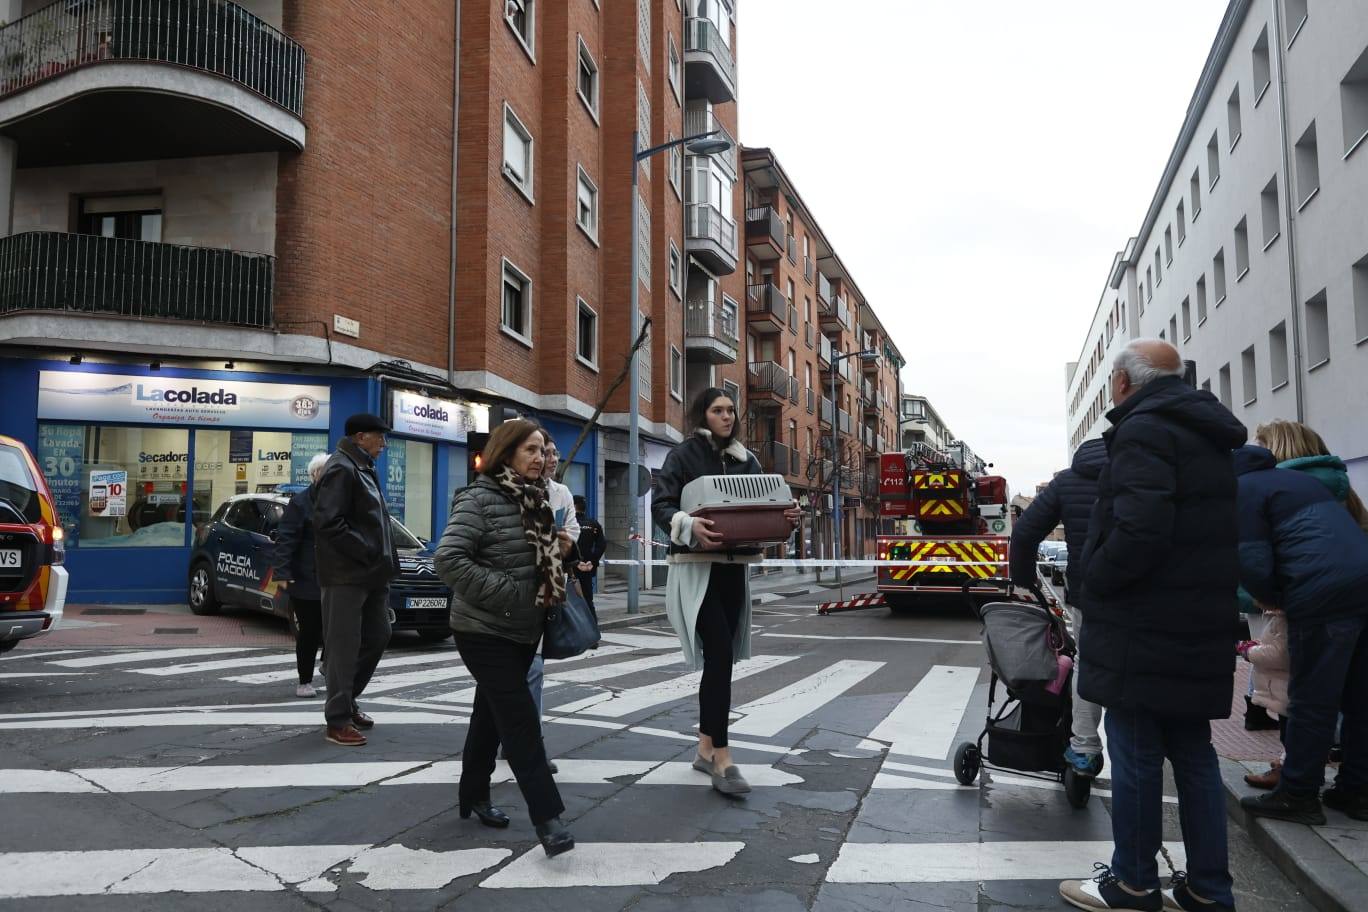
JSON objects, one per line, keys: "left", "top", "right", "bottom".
{"left": 436, "top": 419, "right": 576, "bottom": 857}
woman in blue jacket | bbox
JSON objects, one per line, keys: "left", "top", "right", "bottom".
{"left": 1234, "top": 423, "right": 1368, "bottom": 826}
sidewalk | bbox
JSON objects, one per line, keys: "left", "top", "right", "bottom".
{"left": 591, "top": 568, "right": 877, "bottom": 630}
{"left": 1213, "top": 662, "right": 1365, "bottom": 912}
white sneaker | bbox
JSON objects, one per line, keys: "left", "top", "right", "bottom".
{"left": 296, "top": 682, "right": 317, "bottom": 698}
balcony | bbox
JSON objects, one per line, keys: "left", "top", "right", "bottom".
{"left": 756, "top": 441, "right": 796, "bottom": 477}
{"left": 863, "top": 350, "right": 881, "bottom": 374}
{"left": 0, "top": 0, "right": 306, "bottom": 167}
{"left": 820, "top": 293, "right": 850, "bottom": 331}
{"left": 0, "top": 230, "right": 273, "bottom": 328}
{"left": 685, "top": 203, "right": 737, "bottom": 275}
{"left": 744, "top": 206, "right": 784, "bottom": 261}
{"left": 745, "top": 282, "right": 787, "bottom": 334}
{"left": 820, "top": 397, "right": 834, "bottom": 427}
{"left": 863, "top": 386, "right": 879, "bottom": 415}
{"left": 684, "top": 102, "right": 735, "bottom": 178}
{"left": 684, "top": 300, "right": 738, "bottom": 364}
{"left": 817, "top": 333, "right": 833, "bottom": 365}
{"left": 684, "top": 16, "right": 735, "bottom": 104}
{"left": 817, "top": 272, "right": 834, "bottom": 305}
{"left": 747, "top": 361, "right": 796, "bottom": 408}
{"left": 839, "top": 409, "right": 853, "bottom": 436}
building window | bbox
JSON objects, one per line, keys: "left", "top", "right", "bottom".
{"left": 722, "top": 379, "right": 740, "bottom": 407}
{"left": 77, "top": 195, "right": 164, "bottom": 241}
{"left": 669, "top": 135, "right": 683, "bottom": 198}
{"left": 1285, "top": 0, "right": 1308, "bottom": 45}
{"left": 1197, "top": 274, "right": 1209, "bottom": 324}
{"left": 500, "top": 258, "right": 532, "bottom": 345}
{"left": 1270, "top": 321, "right": 1290, "bottom": 390}
{"left": 640, "top": 313, "right": 652, "bottom": 402}
{"left": 668, "top": 242, "right": 682, "bottom": 298}
{"left": 1177, "top": 199, "right": 1187, "bottom": 244}
{"left": 1145, "top": 266, "right": 1152, "bottom": 305}
{"left": 670, "top": 346, "right": 683, "bottom": 400}
{"left": 1207, "top": 131, "right": 1221, "bottom": 188}
{"left": 638, "top": 194, "right": 651, "bottom": 284}
{"left": 1228, "top": 85, "right": 1243, "bottom": 149}
{"left": 577, "top": 298, "right": 597, "bottom": 368}
{"left": 1164, "top": 226, "right": 1173, "bottom": 264}
{"left": 506, "top": 0, "right": 535, "bottom": 61}
{"left": 1241, "top": 345, "right": 1257, "bottom": 406}
{"left": 1213, "top": 249, "right": 1227, "bottom": 304}
{"left": 502, "top": 104, "right": 534, "bottom": 202}
{"left": 1254, "top": 26, "right": 1271, "bottom": 103}
{"left": 1354, "top": 252, "right": 1368, "bottom": 342}
{"left": 637, "top": 81, "right": 652, "bottom": 176}
{"left": 638, "top": 0, "right": 651, "bottom": 62}
{"left": 1169, "top": 315, "right": 1179, "bottom": 347}
{"left": 1235, "top": 217, "right": 1250, "bottom": 278}
{"left": 668, "top": 34, "right": 681, "bottom": 101}
{"left": 1306, "top": 289, "right": 1331, "bottom": 367}
{"left": 1295, "top": 122, "right": 1320, "bottom": 207}
{"left": 577, "top": 38, "right": 599, "bottom": 119}
{"left": 1190, "top": 168, "right": 1202, "bottom": 219}
{"left": 576, "top": 166, "right": 599, "bottom": 242}
{"left": 1154, "top": 248, "right": 1162, "bottom": 285}
{"left": 1344, "top": 46, "right": 1368, "bottom": 156}
{"left": 1218, "top": 364, "right": 1232, "bottom": 409}
{"left": 1261, "top": 175, "right": 1281, "bottom": 248}
{"left": 1181, "top": 296, "right": 1192, "bottom": 340}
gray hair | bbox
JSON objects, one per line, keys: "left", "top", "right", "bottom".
{"left": 307, "top": 452, "right": 330, "bottom": 483}
{"left": 1113, "top": 339, "right": 1184, "bottom": 387}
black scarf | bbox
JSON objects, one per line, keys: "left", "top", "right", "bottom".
{"left": 495, "top": 465, "right": 566, "bottom": 608}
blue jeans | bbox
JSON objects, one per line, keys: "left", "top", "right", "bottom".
{"left": 1106, "top": 709, "right": 1234, "bottom": 907}
{"left": 1282, "top": 614, "right": 1368, "bottom": 796}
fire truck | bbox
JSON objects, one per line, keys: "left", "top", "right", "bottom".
{"left": 875, "top": 442, "right": 1012, "bottom": 610}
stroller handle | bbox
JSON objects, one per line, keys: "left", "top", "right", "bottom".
{"left": 961, "top": 577, "right": 1049, "bottom": 610}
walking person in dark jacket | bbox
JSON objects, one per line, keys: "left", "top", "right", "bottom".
{"left": 1234, "top": 437, "right": 1368, "bottom": 825}
{"left": 435, "top": 419, "right": 576, "bottom": 857}
{"left": 1009, "top": 437, "right": 1107, "bottom": 777}
{"left": 272, "top": 452, "right": 331, "bottom": 698}
{"left": 570, "top": 494, "right": 606, "bottom": 618}
{"left": 1059, "top": 340, "right": 1246, "bottom": 912}
{"left": 312, "top": 414, "right": 398, "bottom": 748}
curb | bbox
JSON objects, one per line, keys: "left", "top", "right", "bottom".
{"left": 1219, "top": 759, "right": 1360, "bottom": 912}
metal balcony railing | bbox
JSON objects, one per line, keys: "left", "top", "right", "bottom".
{"left": 803, "top": 255, "right": 813, "bottom": 283}
{"left": 0, "top": 230, "right": 274, "bottom": 327}
{"left": 757, "top": 440, "right": 792, "bottom": 476}
{"left": 684, "top": 103, "right": 736, "bottom": 176}
{"left": 818, "top": 333, "right": 833, "bottom": 365}
{"left": 685, "top": 16, "right": 735, "bottom": 87}
{"left": 817, "top": 272, "right": 833, "bottom": 305}
{"left": 786, "top": 234, "right": 797, "bottom": 264}
{"left": 820, "top": 397, "right": 834, "bottom": 425}
{"left": 805, "top": 387, "right": 815, "bottom": 414}
{"left": 745, "top": 282, "right": 787, "bottom": 322}
{"left": 747, "top": 361, "right": 794, "bottom": 399}
{"left": 745, "top": 206, "right": 784, "bottom": 249}
{"left": 685, "top": 300, "right": 739, "bottom": 347}
{"left": 833, "top": 295, "right": 850, "bottom": 328}
{"left": 877, "top": 434, "right": 886, "bottom": 452}
{"left": 804, "top": 322, "right": 813, "bottom": 348}
{"left": 839, "top": 409, "right": 853, "bottom": 436}
{"left": 686, "top": 203, "right": 737, "bottom": 255}
{"left": 0, "top": 0, "right": 306, "bottom": 114}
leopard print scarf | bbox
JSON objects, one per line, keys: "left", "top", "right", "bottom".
{"left": 495, "top": 465, "right": 566, "bottom": 609}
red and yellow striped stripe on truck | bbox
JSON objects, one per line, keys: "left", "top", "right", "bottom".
{"left": 876, "top": 535, "right": 1009, "bottom": 593}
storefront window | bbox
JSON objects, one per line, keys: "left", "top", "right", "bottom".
{"left": 193, "top": 430, "right": 330, "bottom": 533}
{"left": 443, "top": 445, "right": 469, "bottom": 522}
{"left": 561, "top": 462, "right": 588, "bottom": 499}
{"left": 78, "top": 426, "right": 190, "bottom": 547}
{"left": 384, "top": 439, "right": 434, "bottom": 542}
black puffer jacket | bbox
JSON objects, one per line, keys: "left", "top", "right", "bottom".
{"left": 1078, "top": 375, "right": 1248, "bottom": 719}
{"left": 436, "top": 474, "right": 544, "bottom": 645}
{"left": 1009, "top": 438, "right": 1107, "bottom": 599}
{"left": 651, "top": 430, "right": 763, "bottom": 554}
{"left": 272, "top": 486, "right": 321, "bottom": 600}
{"left": 312, "top": 438, "right": 399, "bottom": 588}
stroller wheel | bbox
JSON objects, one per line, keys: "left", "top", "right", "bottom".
{"left": 953, "top": 742, "right": 981, "bottom": 785}
{"left": 1064, "top": 767, "right": 1091, "bottom": 809}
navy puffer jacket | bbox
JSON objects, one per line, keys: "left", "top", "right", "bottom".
{"left": 1234, "top": 445, "right": 1368, "bottom": 624}
{"left": 1010, "top": 438, "right": 1107, "bottom": 598}
{"left": 1078, "top": 376, "right": 1247, "bottom": 719}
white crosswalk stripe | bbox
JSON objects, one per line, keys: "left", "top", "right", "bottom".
{"left": 730, "top": 659, "right": 884, "bottom": 737}
{"left": 52, "top": 647, "right": 266, "bottom": 669}
{"left": 867, "top": 664, "right": 980, "bottom": 760}
{"left": 553, "top": 654, "right": 799, "bottom": 718}
{"left": 223, "top": 648, "right": 461, "bottom": 685}
{"left": 827, "top": 841, "right": 1188, "bottom": 884}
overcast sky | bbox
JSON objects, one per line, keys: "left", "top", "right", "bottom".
{"left": 737, "top": 0, "right": 1231, "bottom": 495}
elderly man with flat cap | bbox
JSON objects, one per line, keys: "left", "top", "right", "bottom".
{"left": 312, "top": 413, "right": 398, "bottom": 746}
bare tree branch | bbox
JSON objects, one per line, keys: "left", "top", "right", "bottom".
{"left": 557, "top": 316, "right": 653, "bottom": 481}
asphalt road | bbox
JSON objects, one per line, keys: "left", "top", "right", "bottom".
{"left": 0, "top": 589, "right": 1314, "bottom": 911}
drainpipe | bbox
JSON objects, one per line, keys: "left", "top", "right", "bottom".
{"left": 447, "top": 0, "right": 462, "bottom": 388}
{"left": 1270, "top": 0, "right": 1306, "bottom": 422}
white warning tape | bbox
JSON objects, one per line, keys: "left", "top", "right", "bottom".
{"left": 600, "top": 558, "right": 1008, "bottom": 568}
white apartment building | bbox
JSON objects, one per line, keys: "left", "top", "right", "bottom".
{"left": 900, "top": 394, "right": 955, "bottom": 453}
{"left": 1066, "top": 0, "right": 1368, "bottom": 490}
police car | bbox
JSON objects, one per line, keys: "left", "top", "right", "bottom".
{"left": 187, "top": 491, "right": 454, "bottom": 641}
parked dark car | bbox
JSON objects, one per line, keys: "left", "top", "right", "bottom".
{"left": 188, "top": 492, "right": 453, "bottom": 641}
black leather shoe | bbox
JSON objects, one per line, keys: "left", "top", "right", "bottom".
{"left": 459, "top": 800, "right": 511, "bottom": 829}
{"left": 535, "top": 817, "right": 575, "bottom": 857}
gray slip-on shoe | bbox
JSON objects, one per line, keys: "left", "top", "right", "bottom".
{"left": 692, "top": 753, "right": 713, "bottom": 774}
{"left": 711, "top": 765, "right": 751, "bottom": 796}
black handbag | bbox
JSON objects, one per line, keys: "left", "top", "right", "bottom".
{"left": 542, "top": 578, "right": 600, "bottom": 660}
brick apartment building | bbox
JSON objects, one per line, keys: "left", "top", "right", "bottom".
{"left": 0, "top": 0, "right": 903, "bottom": 601}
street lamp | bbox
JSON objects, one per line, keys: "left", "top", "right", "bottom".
{"left": 829, "top": 348, "right": 879, "bottom": 601}
{"left": 627, "top": 128, "right": 734, "bottom": 614}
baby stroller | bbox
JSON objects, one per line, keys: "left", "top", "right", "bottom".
{"left": 953, "top": 579, "right": 1092, "bottom": 809}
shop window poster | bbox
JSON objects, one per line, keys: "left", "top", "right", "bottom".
{"left": 385, "top": 441, "right": 406, "bottom": 524}
{"left": 36, "top": 424, "right": 83, "bottom": 543}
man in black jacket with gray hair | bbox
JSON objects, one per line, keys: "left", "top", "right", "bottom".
{"left": 313, "top": 413, "right": 398, "bottom": 748}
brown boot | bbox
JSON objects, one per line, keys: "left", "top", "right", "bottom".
{"left": 326, "top": 724, "right": 367, "bottom": 747}
{"left": 1244, "top": 762, "right": 1280, "bottom": 790}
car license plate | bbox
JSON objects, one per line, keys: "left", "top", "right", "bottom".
{"left": 0, "top": 549, "right": 20, "bottom": 572}
{"left": 406, "top": 597, "right": 448, "bottom": 611}
{"left": 925, "top": 556, "right": 955, "bottom": 563}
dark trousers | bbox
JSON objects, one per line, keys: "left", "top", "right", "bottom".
{"left": 321, "top": 585, "right": 392, "bottom": 728}
{"left": 291, "top": 596, "right": 323, "bottom": 685}
{"left": 696, "top": 563, "right": 745, "bottom": 749}
{"left": 1282, "top": 614, "right": 1368, "bottom": 795}
{"left": 454, "top": 631, "right": 564, "bottom": 825}
{"left": 575, "top": 571, "right": 598, "bottom": 618}
{"left": 1106, "top": 709, "right": 1234, "bottom": 907}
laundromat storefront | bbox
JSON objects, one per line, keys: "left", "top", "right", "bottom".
{"left": 31, "top": 367, "right": 351, "bottom": 603}
{"left": 383, "top": 387, "right": 489, "bottom": 542}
